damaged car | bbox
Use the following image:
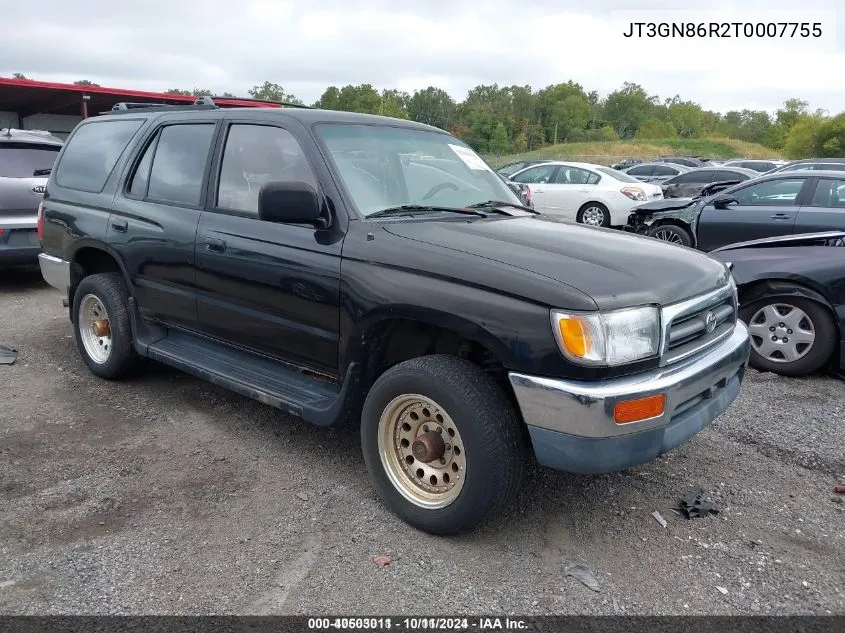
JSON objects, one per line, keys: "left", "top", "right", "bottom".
{"left": 627, "top": 170, "right": 845, "bottom": 250}
{"left": 625, "top": 180, "right": 738, "bottom": 246}
{"left": 709, "top": 231, "right": 845, "bottom": 376}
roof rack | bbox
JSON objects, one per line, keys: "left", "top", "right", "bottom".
{"left": 109, "top": 95, "right": 219, "bottom": 112}
{"left": 210, "top": 95, "right": 314, "bottom": 109}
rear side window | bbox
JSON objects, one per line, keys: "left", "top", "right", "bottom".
{"left": 715, "top": 170, "right": 750, "bottom": 181}
{"left": 55, "top": 119, "right": 143, "bottom": 192}
{"left": 0, "top": 143, "right": 61, "bottom": 178}
{"left": 128, "top": 124, "right": 215, "bottom": 206}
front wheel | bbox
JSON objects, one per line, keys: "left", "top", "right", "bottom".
{"left": 360, "top": 355, "right": 525, "bottom": 535}
{"left": 740, "top": 296, "right": 837, "bottom": 376}
{"left": 647, "top": 223, "right": 694, "bottom": 246}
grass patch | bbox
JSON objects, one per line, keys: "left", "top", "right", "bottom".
{"left": 485, "top": 137, "right": 780, "bottom": 167}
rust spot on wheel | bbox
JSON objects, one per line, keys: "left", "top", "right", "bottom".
{"left": 92, "top": 319, "right": 111, "bottom": 337}
{"left": 411, "top": 431, "right": 446, "bottom": 463}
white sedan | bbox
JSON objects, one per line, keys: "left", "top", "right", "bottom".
{"left": 507, "top": 161, "right": 663, "bottom": 227}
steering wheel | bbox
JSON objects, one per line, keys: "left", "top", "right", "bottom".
{"left": 422, "top": 182, "right": 460, "bottom": 200}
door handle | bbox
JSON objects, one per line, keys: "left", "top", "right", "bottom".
{"left": 770, "top": 213, "right": 791, "bottom": 219}
{"left": 204, "top": 237, "right": 226, "bottom": 253}
{"left": 110, "top": 218, "right": 128, "bottom": 233}
{"left": 533, "top": 189, "right": 545, "bottom": 193}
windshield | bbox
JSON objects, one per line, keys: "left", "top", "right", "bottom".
{"left": 315, "top": 124, "right": 521, "bottom": 217}
{"left": 0, "top": 143, "right": 61, "bottom": 178}
{"left": 596, "top": 166, "right": 641, "bottom": 183}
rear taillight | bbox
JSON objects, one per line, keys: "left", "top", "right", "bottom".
{"left": 524, "top": 186, "right": 532, "bottom": 201}
{"left": 36, "top": 202, "right": 44, "bottom": 241}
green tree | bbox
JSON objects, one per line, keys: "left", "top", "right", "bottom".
{"left": 783, "top": 115, "right": 826, "bottom": 158}
{"left": 12, "top": 72, "right": 27, "bottom": 79}
{"left": 165, "top": 88, "right": 213, "bottom": 97}
{"left": 407, "top": 87, "right": 457, "bottom": 130}
{"left": 667, "top": 100, "right": 704, "bottom": 137}
{"left": 73, "top": 79, "right": 100, "bottom": 87}
{"left": 248, "top": 81, "right": 303, "bottom": 104}
{"left": 602, "top": 82, "right": 658, "bottom": 138}
{"left": 537, "top": 82, "right": 590, "bottom": 143}
{"left": 315, "top": 84, "right": 381, "bottom": 113}
{"left": 379, "top": 89, "right": 410, "bottom": 119}
{"left": 489, "top": 122, "right": 510, "bottom": 154}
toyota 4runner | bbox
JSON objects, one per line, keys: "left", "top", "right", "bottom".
{"left": 38, "top": 99, "right": 751, "bottom": 535}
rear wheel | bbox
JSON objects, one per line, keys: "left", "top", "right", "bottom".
{"left": 740, "top": 296, "right": 837, "bottom": 376}
{"left": 647, "top": 223, "right": 693, "bottom": 246}
{"left": 360, "top": 355, "right": 525, "bottom": 535}
{"left": 72, "top": 272, "right": 139, "bottom": 379}
{"left": 577, "top": 203, "right": 610, "bottom": 228}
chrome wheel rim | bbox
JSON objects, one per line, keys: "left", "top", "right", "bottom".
{"left": 78, "top": 294, "right": 112, "bottom": 364}
{"left": 581, "top": 206, "right": 605, "bottom": 226}
{"left": 377, "top": 394, "right": 466, "bottom": 509}
{"left": 747, "top": 303, "right": 815, "bottom": 363}
{"left": 652, "top": 228, "right": 684, "bottom": 244}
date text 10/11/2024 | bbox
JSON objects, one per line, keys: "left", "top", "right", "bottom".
{"left": 622, "top": 21, "right": 822, "bottom": 38}
{"left": 307, "top": 617, "right": 529, "bottom": 630}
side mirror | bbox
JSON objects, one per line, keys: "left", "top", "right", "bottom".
{"left": 712, "top": 196, "right": 738, "bottom": 209}
{"left": 258, "top": 181, "right": 328, "bottom": 228}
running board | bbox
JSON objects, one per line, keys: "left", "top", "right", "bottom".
{"left": 128, "top": 298, "right": 359, "bottom": 426}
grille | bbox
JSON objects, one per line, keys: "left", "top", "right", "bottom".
{"left": 660, "top": 285, "right": 737, "bottom": 366}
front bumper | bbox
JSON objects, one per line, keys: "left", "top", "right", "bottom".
{"left": 508, "top": 321, "right": 750, "bottom": 474}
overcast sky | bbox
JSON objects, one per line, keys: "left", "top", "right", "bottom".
{"left": 2, "top": 0, "right": 843, "bottom": 114}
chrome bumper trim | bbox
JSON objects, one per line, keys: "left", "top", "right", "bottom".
{"left": 0, "top": 215, "right": 37, "bottom": 230}
{"left": 38, "top": 253, "right": 71, "bottom": 292}
{"left": 508, "top": 320, "right": 750, "bottom": 439}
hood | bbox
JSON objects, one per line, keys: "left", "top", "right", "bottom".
{"left": 0, "top": 176, "right": 48, "bottom": 217}
{"left": 383, "top": 216, "right": 730, "bottom": 310}
{"left": 631, "top": 198, "right": 697, "bottom": 214}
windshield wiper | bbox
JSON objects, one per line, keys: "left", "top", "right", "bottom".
{"left": 368, "top": 205, "right": 487, "bottom": 219}
{"left": 465, "top": 200, "right": 539, "bottom": 214}
{"left": 33, "top": 168, "right": 51, "bottom": 177}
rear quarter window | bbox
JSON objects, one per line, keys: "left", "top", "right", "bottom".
{"left": 55, "top": 119, "right": 144, "bottom": 193}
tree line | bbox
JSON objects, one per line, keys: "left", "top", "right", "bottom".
{"left": 7, "top": 73, "right": 844, "bottom": 159}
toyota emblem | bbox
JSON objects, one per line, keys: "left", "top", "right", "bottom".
{"left": 704, "top": 311, "right": 717, "bottom": 333}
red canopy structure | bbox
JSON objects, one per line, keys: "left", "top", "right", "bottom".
{"left": 0, "top": 77, "right": 282, "bottom": 124}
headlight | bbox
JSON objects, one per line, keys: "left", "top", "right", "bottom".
{"left": 551, "top": 306, "right": 661, "bottom": 366}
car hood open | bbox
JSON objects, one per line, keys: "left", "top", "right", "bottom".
{"left": 383, "top": 216, "right": 730, "bottom": 310}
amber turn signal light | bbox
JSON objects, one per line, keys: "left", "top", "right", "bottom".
{"left": 614, "top": 393, "right": 666, "bottom": 424}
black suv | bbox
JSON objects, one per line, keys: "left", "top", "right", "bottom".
{"left": 38, "top": 100, "right": 751, "bottom": 535}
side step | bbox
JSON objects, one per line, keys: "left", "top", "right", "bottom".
{"left": 128, "top": 300, "right": 358, "bottom": 426}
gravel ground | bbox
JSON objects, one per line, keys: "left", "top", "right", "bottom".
{"left": 0, "top": 270, "right": 843, "bottom": 615}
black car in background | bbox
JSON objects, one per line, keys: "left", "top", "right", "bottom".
{"left": 710, "top": 231, "right": 845, "bottom": 376}
{"left": 622, "top": 161, "right": 692, "bottom": 183}
{"left": 627, "top": 169, "right": 845, "bottom": 250}
{"left": 720, "top": 159, "right": 785, "bottom": 173}
{"left": 768, "top": 158, "right": 845, "bottom": 174}
{"left": 655, "top": 156, "right": 708, "bottom": 168}
{"left": 660, "top": 166, "right": 758, "bottom": 199}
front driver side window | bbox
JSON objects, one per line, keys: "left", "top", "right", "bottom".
{"left": 511, "top": 164, "right": 558, "bottom": 184}
{"left": 731, "top": 178, "right": 805, "bottom": 206}
{"left": 217, "top": 124, "right": 317, "bottom": 215}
